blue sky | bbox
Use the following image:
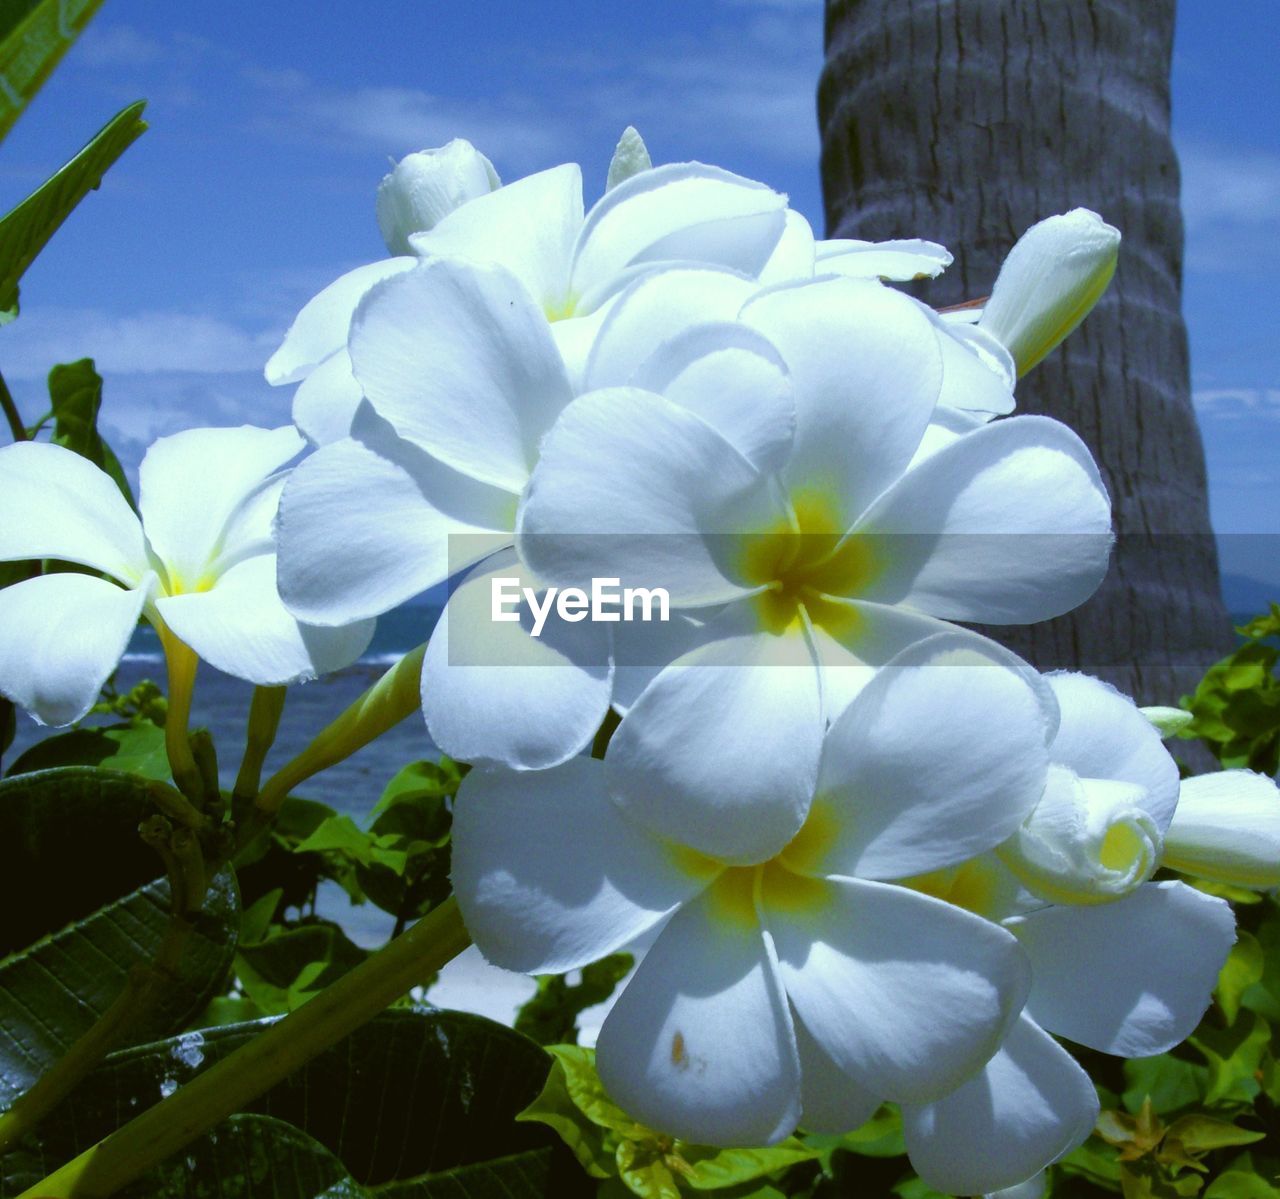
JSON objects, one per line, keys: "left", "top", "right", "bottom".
{"left": 2, "top": 0, "right": 1277, "bottom": 583}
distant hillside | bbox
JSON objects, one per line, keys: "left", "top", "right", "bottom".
{"left": 1222, "top": 572, "right": 1280, "bottom": 620}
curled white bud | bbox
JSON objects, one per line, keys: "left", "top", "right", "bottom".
{"left": 979, "top": 208, "right": 1120, "bottom": 376}
{"left": 998, "top": 765, "right": 1162, "bottom": 905}
{"left": 605, "top": 125, "right": 652, "bottom": 191}
{"left": 1140, "top": 705, "right": 1194, "bottom": 740}
{"left": 376, "top": 139, "right": 501, "bottom": 254}
{"left": 1163, "top": 770, "right": 1280, "bottom": 889}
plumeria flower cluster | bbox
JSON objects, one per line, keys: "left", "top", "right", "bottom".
{"left": 3, "top": 128, "right": 1277, "bottom": 1198}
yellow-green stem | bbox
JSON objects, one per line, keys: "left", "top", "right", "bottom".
{"left": 158, "top": 628, "right": 202, "bottom": 804}
{"left": 232, "top": 685, "right": 287, "bottom": 802}
{"left": 19, "top": 898, "right": 472, "bottom": 1198}
{"left": 239, "top": 644, "right": 426, "bottom": 847}
{"left": 0, "top": 916, "right": 194, "bottom": 1155}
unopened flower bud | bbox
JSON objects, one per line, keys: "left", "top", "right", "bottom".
{"left": 979, "top": 208, "right": 1120, "bottom": 376}
{"left": 998, "top": 764, "right": 1162, "bottom": 905}
{"left": 1140, "top": 705, "right": 1193, "bottom": 740}
{"left": 1162, "top": 771, "right": 1280, "bottom": 889}
{"left": 606, "top": 125, "right": 652, "bottom": 191}
{"left": 376, "top": 139, "right": 501, "bottom": 254}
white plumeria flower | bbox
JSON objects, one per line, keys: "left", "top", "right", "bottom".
{"left": 452, "top": 635, "right": 1054, "bottom": 1154}
{"left": 945, "top": 208, "right": 1121, "bottom": 377}
{"left": 0, "top": 428, "right": 374, "bottom": 727}
{"left": 1163, "top": 769, "right": 1280, "bottom": 888}
{"left": 265, "top": 144, "right": 788, "bottom": 446}
{"left": 519, "top": 275, "right": 1113, "bottom": 859}
{"left": 897, "top": 672, "right": 1235, "bottom": 1194}
{"left": 375, "top": 137, "right": 502, "bottom": 255}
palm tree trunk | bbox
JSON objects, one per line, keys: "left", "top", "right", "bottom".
{"left": 819, "top": 0, "right": 1233, "bottom": 705}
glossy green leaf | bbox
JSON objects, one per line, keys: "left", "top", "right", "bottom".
{"left": 0, "top": 99, "right": 147, "bottom": 322}
{"left": 1123, "top": 1054, "right": 1209, "bottom": 1116}
{"left": 1190, "top": 1013, "right": 1271, "bottom": 1106}
{"left": 6, "top": 720, "right": 170, "bottom": 780}
{"left": 0, "top": 766, "right": 238, "bottom": 1109}
{"left": 1163, "top": 1114, "right": 1265, "bottom": 1155}
{"left": 1219, "top": 933, "right": 1266, "bottom": 1026}
{"left": 0, "top": 0, "right": 105, "bottom": 143}
{"left": 46, "top": 358, "right": 134, "bottom": 505}
{"left": 1, "top": 1010, "right": 592, "bottom": 1198}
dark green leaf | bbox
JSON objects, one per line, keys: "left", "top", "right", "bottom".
{"left": 6, "top": 720, "right": 170, "bottom": 780}
{"left": 0, "top": 0, "right": 105, "bottom": 143}
{"left": 515, "top": 953, "right": 633, "bottom": 1046}
{"left": 235, "top": 920, "right": 367, "bottom": 1015}
{"left": 46, "top": 358, "right": 134, "bottom": 505}
{"left": 1123, "top": 1055, "right": 1209, "bottom": 1116}
{"left": 0, "top": 766, "right": 238, "bottom": 1110}
{"left": 0, "top": 100, "right": 147, "bottom": 322}
{"left": 2, "top": 1010, "right": 593, "bottom": 1198}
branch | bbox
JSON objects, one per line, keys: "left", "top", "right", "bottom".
{"left": 0, "top": 369, "right": 27, "bottom": 442}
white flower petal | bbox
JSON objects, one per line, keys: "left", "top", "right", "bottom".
{"left": 139, "top": 425, "right": 303, "bottom": 587}
{"left": 582, "top": 265, "right": 757, "bottom": 392}
{"left": 611, "top": 605, "right": 728, "bottom": 714}
{"left": 792, "top": 1013, "right": 882, "bottom": 1134}
{"left": 1163, "top": 771, "right": 1280, "bottom": 888}
{"left": 1009, "top": 880, "right": 1235, "bottom": 1056}
{"left": 0, "top": 441, "right": 145, "bottom": 583}
{"left": 291, "top": 349, "right": 364, "bottom": 447}
{"left": 905, "top": 406, "right": 988, "bottom": 470}
{"left": 276, "top": 413, "right": 513, "bottom": 626}
{"left": 421, "top": 551, "right": 612, "bottom": 770}
{"left": 901, "top": 1014, "right": 1098, "bottom": 1197}
{"left": 854, "top": 414, "right": 1112, "bottom": 623}
{"left": 806, "top": 595, "right": 997, "bottom": 722}
{"left": 596, "top": 874, "right": 801, "bottom": 1146}
{"left": 767, "top": 875, "right": 1030, "bottom": 1103}
{"left": 265, "top": 257, "right": 417, "bottom": 385}
{"left": 758, "top": 210, "right": 817, "bottom": 284}
{"left": 607, "top": 616, "right": 822, "bottom": 865}
{"left": 410, "top": 163, "right": 583, "bottom": 311}
{"left": 157, "top": 554, "right": 374, "bottom": 684}
{"left": 814, "top": 238, "right": 953, "bottom": 281}
{"left": 517, "top": 388, "right": 783, "bottom": 608}
{"left": 741, "top": 276, "right": 942, "bottom": 529}
{"left": 979, "top": 208, "right": 1120, "bottom": 375}
{"left": 801, "top": 634, "right": 1054, "bottom": 881}
{"left": 350, "top": 257, "right": 574, "bottom": 494}
{"left": 572, "top": 162, "right": 787, "bottom": 298}
{"left": 1046, "top": 672, "right": 1180, "bottom": 832}
{"left": 0, "top": 571, "right": 151, "bottom": 725}
{"left": 925, "top": 305, "right": 1016, "bottom": 416}
{"left": 376, "top": 138, "right": 501, "bottom": 255}
{"left": 629, "top": 320, "right": 795, "bottom": 472}
{"left": 451, "top": 756, "right": 710, "bottom": 974}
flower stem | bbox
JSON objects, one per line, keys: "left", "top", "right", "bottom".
{"left": 237, "top": 644, "right": 426, "bottom": 848}
{"left": 0, "top": 914, "right": 194, "bottom": 1155}
{"left": 232, "top": 685, "right": 287, "bottom": 803}
{"left": 157, "top": 628, "right": 203, "bottom": 805}
{"left": 0, "top": 369, "right": 27, "bottom": 442}
{"left": 18, "top": 897, "right": 472, "bottom": 1198}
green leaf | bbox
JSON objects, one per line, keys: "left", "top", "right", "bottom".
{"left": 370, "top": 755, "right": 465, "bottom": 817}
{"left": 836, "top": 1104, "right": 908, "bottom": 1158}
{"left": 680, "top": 1139, "right": 819, "bottom": 1190}
{"left": 0, "top": 0, "right": 105, "bottom": 142}
{"left": 46, "top": 358, "right": 134, "bottom": 505}
{"left": 515, "top": 953, "right": 634, "bottom": 1046}
{"left": 1219, "top": 933, "right": 1266, "bottom": 1026}
{"left": 517, "top": 1051, "right": 615, "bottom": 1179}
{"left": 1162, "top": 1114, "right": 1265, "bottom": 1154}
{"left": 1123, "top": 1055, "right": 1209, "bottom": 1116}
{"left": 537, "top": 1044, "right": 645, "bottom": 1139}
{"left": 6, "top": 720, "right": 171, "bottom": 780}
{"left": 1190, "top": 1012, "right": 1271, "bottom": 1106}
{"left": 234, "top": 920, "right": 368, "bottom": 1015}
{"left": 2, "top": 1010, "right": 593, "bottom": 1198}
{"left": 1204, "top": 1159, "right": 1280, "bottom": 1199}
{"left": 0, "top": 766, "right": 238, "bottom": 1109}
{"left": 0, "top": 100, "right": 147, "bottom": 322}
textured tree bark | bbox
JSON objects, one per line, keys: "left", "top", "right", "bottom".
{"left": 819, "top": 0, "right": 1233, "bottom": 705}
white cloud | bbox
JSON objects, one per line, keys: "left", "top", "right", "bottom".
{"left": 1179, "top": 142, "right": 1280, "bottom": 228}
{"left": 1193, "top": 387, "right": 1280, "bottom": 420}
{"left": 74, "top": 24, "right": 165, "bottom": 69}
{"left": 1, "top": 308, "right": 278, "bottom": 380}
